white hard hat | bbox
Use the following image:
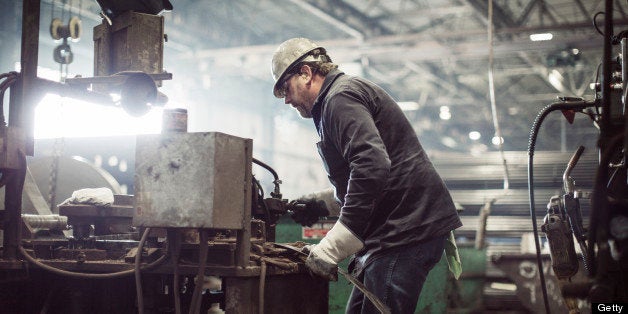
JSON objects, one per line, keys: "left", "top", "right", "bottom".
{"left": 271, "top": 38, "right": 330, "bottom": 98}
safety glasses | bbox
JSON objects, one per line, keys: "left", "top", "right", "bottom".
{"left": 278, "top": 72, "right": 298, "bottom": 98}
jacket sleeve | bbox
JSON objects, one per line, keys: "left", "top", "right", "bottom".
{"left": 325, "top": 88, "right": 391, "bottom": 238}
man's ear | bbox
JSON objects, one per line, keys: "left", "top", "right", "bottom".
{"left": 300, "top": 64, "right": 313, "bottom": 82}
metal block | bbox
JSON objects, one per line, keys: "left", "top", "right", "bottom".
{"left": 93, "top": 11, "right": 164, "bottom": 86}
{"left": 133, "top": 132, "right": 252, "bottom": 229}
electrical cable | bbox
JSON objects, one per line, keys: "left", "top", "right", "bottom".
{"left": 189, "top": 229, "right": 209, "bottom": 314}
{"left": 135, "top": 227, "right": 152, "bottom": 314}
{"left": 528, "top": 100, "right": 594, "bottom": 314}
{"left": 594, "top": 12, "right": 605, "bottom": 36}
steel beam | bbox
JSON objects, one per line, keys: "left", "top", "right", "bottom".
{"left": 288, "top": 0, "right": 364, "bottom": 40}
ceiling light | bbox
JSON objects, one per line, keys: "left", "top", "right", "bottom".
{"left": 441, "top": 137, "right": 457, "bottom": 148}
{"left": 397, "top": 101, "right": 419, "bottom": 111}
{"left": 530, "top": 33, "right": 553, "bottom": 41}
{"left": 439, "top": 106, "right": 451, "bottom": 120}
{"left": 548, "top": 69, "right": 566, "bottom": 92}
{"left": 491, "top": 136, "right": 504, "bottom": 145}
{"left": 468, "top": 131, "right": 481, "bottom": 140}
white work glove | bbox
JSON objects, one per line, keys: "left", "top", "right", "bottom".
{"left": 59, "top": 187, "right": 114, "bottom": 207}
{"left": 305, "top": 221, "right": 364, "bottom": 281}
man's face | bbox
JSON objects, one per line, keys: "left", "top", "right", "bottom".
{"left": 282, "top": 72, "right": 314, "bottom": 119}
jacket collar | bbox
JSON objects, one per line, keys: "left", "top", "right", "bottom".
{"left": 312, "top": 69, "right": 344, "bottom": 134}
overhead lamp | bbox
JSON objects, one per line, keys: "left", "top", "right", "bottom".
{"left": 397, "top": 101, "right": 419, "bottom": 111}
{"left": 530, "top": 33, "right": 553, "bottom": 41}
{"left": 491, "top": 136, "right": 504, "bottom": 146}
{"left": 439, "top": 106, "right": 451, "bottom": 120}
{"left": 468, "top": 131, "right": 481, "bottom": 141}
{"left": 441, "top": 137, "right": 457, "bottom": 148}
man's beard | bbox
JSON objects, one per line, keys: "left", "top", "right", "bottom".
{"left": 295, "top": 104, "right": 312, "bottom": 118}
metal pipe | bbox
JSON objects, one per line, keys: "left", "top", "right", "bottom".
{"left": 2, "top": 4, "right": 38, "bottom": 261}
{"left": 35, "top": 77, "right": 114, "bottom": 105}
{"left": 10, "top": 0, "right": 40, "bottom": 155}
{"left": 2, "top": 156, "right": 26, "bottom": 260}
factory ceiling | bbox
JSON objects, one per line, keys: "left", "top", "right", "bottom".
{"left": 2, "top": 0, "right": 625, "bottom": 155}
{"left": 143, "top": 0, "right": 627, "bottom": 154}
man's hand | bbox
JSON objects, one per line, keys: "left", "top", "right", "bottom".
{"left": 305, "top": 246, "right": 338, "bottom": 281}
{"left": 289, "top": 198, "right": 330, "bottom": 226}
{"left": 302, "top": 221, "right": 364, "bottom": 281}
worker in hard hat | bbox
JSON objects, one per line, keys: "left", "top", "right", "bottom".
{"left": 271, "top": 38, "right": 462, "bottom": 313}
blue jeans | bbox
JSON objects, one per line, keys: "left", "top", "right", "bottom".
{"left": 345, "top": 235, "right": 446, "bottom": 314}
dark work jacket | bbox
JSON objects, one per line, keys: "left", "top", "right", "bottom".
{"left": 311, "top": 69, "right": 462, "bottom": 264}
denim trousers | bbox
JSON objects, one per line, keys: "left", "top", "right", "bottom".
{"left": 345, "top": 235, "right": 446, "bottom": 314}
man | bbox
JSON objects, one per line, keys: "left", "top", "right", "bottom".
{"left": 271, "top": 38, "right": 462, "bottom": 313}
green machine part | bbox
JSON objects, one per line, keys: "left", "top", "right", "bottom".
{"left": 417, "top": 244, "right": 488, "bottom": 313}
{"left": 276, "top": 218, "right": 487, "bottom": 314}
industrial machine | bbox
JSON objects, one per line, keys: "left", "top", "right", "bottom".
{"left": 526, "top": 1, "right": 628, "bottom": 313}
{"left": 0, "top": 1, "right": 329, "bottom": 313}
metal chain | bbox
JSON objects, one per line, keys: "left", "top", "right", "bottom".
{"left": 48, "top": 98, "right": 65, "bottom": 212}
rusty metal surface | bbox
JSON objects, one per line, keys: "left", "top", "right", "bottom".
{"left": 56, "top": 248, "right": 107, "bottom": 261}
{"left": 134, "top": 132, "right": 252, "bottom": 229}
{"left": 93, "top": 11, "right": 164, "bottom": 77}
{"left": 491, "top": 253, "right": 591, "bottom": 314}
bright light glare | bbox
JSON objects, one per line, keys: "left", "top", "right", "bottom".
{"left": 439, "top": 111, "right": 451, "bottom": 120}
{"left": 34, "top": 94, "right": 163, "bottom": 139}
{"left": 468, "top": 131, "right": 481, "bottom": 140}
{"left": 397, "top": 101, "right": 419, "bottom": 111}
{"left": 530, "top": 33, "right": 553, "bottom": 41}
{"left": 441, "top": 136, "right": 457, "bottom": 148}
{"left": 491, "top": 136, "right": 504, "bottom": 145}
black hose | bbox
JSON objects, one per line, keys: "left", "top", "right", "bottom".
{"left": 135, "top": 227, "right": 152, "bottom": 314}
{"left": 168, "top": 229, "right": 182, "bottom": 314}
{"left": 18, "top": 242, "right": 168, "bottom": 280}
{"left": 189, "top": 229, "right": 209, "bottom": 314}
{"left": 0, "top": 75, "right": 18, "bottom": 127}
{"left": 252, "top": 158, "right": 278, "bottom": 181}
{"left": 527, "top": 100, "right": 594, "bottom": 314}
{"left": 252, "top": 158, "right": 281, "bottom": 197}
{"left": 0, "top": 72, "right": 18, "bottom": 80}
{"left": 253, "top": 176, "right": 272, "bottom": 222}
